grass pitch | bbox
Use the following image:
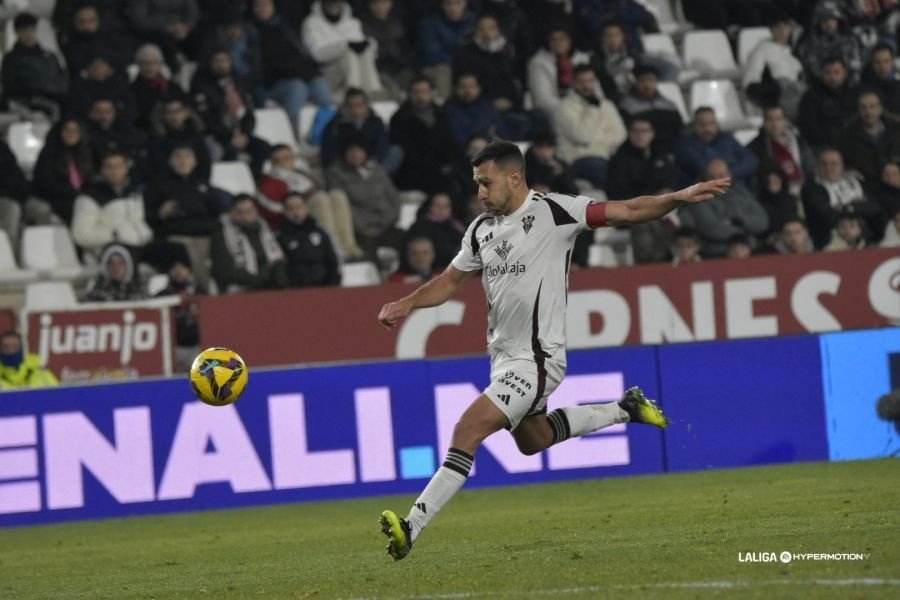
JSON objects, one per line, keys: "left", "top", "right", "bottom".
{"left": 0, "top": 459, "right": 897, "bottom": 599}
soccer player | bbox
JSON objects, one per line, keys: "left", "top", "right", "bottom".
{"left": 377, "top": 140, "right": 730, "bottom": 560}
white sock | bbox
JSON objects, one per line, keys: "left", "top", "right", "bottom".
{"left": 406, "top": 447, "right": 473, "bottom": 542}
{"left": 547, "top": 403, "right": 629, "bottom": 443}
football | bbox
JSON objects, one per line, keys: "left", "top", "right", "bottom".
{"left": 189, "top": 347, "right": 249, "bottom": 406}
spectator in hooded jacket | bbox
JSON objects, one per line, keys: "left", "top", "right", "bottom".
{"left": 747, "top": 105, "right": 816, "bottom": 197}
{"left": 85, "top": 243, "right": 145, "bottom": 301}
{"left": 72, "top": 150, "right": 154, "bottom": 259}
{"left": 677, "top": 107, "right": 758, "bottom": 184}
{"left": 320, "top": 87, "right": 401, "bottom": 172}
{"left": 861, "top": 43, "right": 900, "bottom": 115}
{"left": 527, "top": 23, "right": 591, "bottom": 121}
{"left": 555, "top": 65, "right": 627, "bottom": 189}
{"left": 418, "top": 0, "right": 477, "bottom": 99}
{"left": 33, "top": 118, "right": 95, "bottom": 225}
{"left": 797, "top": 57, "right": 858, "bottom": 148}
{"left": 839, "top": 90, "right": 900, "bottom": 186}
{"left": 302, "top": 0, "right": 383, "bottom": 97}
{"left": 325, "top": 140, "right": 403, "bottom": 260}
{"left": 796, "top": 1, "right": 863, "bottom": 83}
{"left": 252, "top": 0, "right": 333, "bottom": 130}
{"left": 2, "top": 13, "right": 68, "bottom": 117}
{"left": 277, "top": 192, "right": 341, "bottom": 287}
{"left": 191, "top": 47, "right": 271, "bottom": 177}
{"left": 0, "top": 331, "right": 58, "bottom": 390}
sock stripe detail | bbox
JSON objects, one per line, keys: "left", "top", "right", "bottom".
{"left": 441, "top": 461, "right": 471, "bottom": 477}
{"left": 442, "top": 448, "right": 474, "bottom": 476}
{"left": 547, "top": 409, "right": 571, "bottom": 444}
{"left": 447, "top": 447, "right": 475, "bottom": 462}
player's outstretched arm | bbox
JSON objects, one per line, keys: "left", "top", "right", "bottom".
{"left": 601, "top": 177, "right": 732, "bottom": 227}
{"left": 378, "top": 265, "right": 479, "bottom": 330}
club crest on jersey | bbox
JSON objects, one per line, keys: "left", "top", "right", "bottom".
{"left": 522, "top": 215, "right": 535, "bottom": 234}
{"left": 494, "top": 239, "right": 513, "bottom": 261}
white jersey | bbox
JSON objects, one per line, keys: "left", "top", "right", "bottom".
{"left": 452, "top": 189, "right": 593, "bottom": 359}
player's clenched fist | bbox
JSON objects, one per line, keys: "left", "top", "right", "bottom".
{"left": 378, "top": 299, "right": 413, "bottom": 329}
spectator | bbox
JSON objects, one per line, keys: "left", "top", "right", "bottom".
{"left": 251, "top": 0, "right": 333, "bottom": 129}
{"left": 1, "top": 13, "right": 68, "bottom": 118}
{"left": 85, "top": 243, "right": 145, "bottom": 301}
{"left": 360, "top": 0, "right": 415, "bottom": 99}
{"left": 588, "top": 21, "right": 636, "bottom": 100}
{"left": 757, "top": 162, "right": 802, "bottom": 235}
{"left": 390, "top": 236, "right": 440, "bottom": 284}
{"left": 629, "top": 185, "right": 676, "bottom": 264}
{"left": 205, "top": 12, "right": 262, "bottom": 88}
{"left": 144, "top": 144, "right": 221, "bottom": 287}
{"left": 606, "top": 116, "right": 680, "bottom": 200}
{"left": 325, "top": 140, "right": 403, "bottom": 260}
{"left": 418, "top": 0, "right": 477, "bottom": 100}
{"left": 575, "top": 0, "right": 659, "bottom": 52}
{"left": 873, "top": 159, "right": 900, "bottom": 217}
{"left": 527, "top": 23, "right": 590, "bottom": 120}
{"left": 211, "top": 193, "right": 288, "bottom": 292}
{"left": 277, "top": 192, "right": 341, "bottom": 287}
{"left": 682, "top": 159, "right": 769, "bottom": 257}
{"left": 618, "top": 64, "right": 683, "bottom": 151}
{"left": 0, "top": 141, "right": 30, "bottom": 249}
{"left": 444, "top": 72, "right": 508, "bottom": 152}
{"left": 302, "top": 0, "right": 383, "bottom": 97}
{"left": 126, "top": 0, "right": 199, "bottom": 70}
{"left": 742, "top": 9, "right": 806, "bottom": 118}
{"left": 671, "top": 226, "right": 701, "bottom": 265}
{"left": 797, "top": 1, "right": 862, "bottom": 83}
{"left": 726, "top": 233, "right": 753, "bottom": 259}
{"left": 72, "top": 151, "right": 154, "bottom": 259}
{"left": 825, "top": 209, "right": 868, "bottom": 250}
{"left": 775, "top": 217, "right": 814, "bottom": 254}
{"left": 524, "top": 132, "right": 580, "bottom": 196}
{"left": 747, "top": 105, "right": 816, "bottom": 197}
{"left": 390, "top": 75, "right": 459, "bottom": 193}
{"left": 797, "top": 57, "right": 857, "bottom": 148}
{"left": 861, "top": 43, "right": 900, "bottom": 115}
{"left": 0, "top": 331, "right": 58, "bottom": 389}
{"left": 61, "top": 2, "right": 134, "bottom": 74}
{"left": 677, "top": 107, "right": 758, "bottom": 183}
{"left": 86, "top": 97, "right": 148, "bottom": 171}
{"left": 556, "top": 65, "right": 627, "bottom": 189}
{"left": 404, "top": 192, "right": 465, "bottom": 269}
{"left": 191, "top": 48, "right": 270, "bottom": 177}
{"left": 68, "top": 51, "right": 138, "bottom": 125}
{"left": 454, "top": 13, "right": 530, "bottom": 140}
{"left": 881, "top": 207, "right": 900, "bottom": 248}
{"left": 131, "top": 44, "right": 185, "bottom": 132}
{"left": 801, "top": 147, "right": 883, "bottom": 248}
{"left": 33, "top": 118, "right": 94, "bottom": 225}
{"left": 148, "top": 93, "right": 211, "bottom": 181}
{"left": 257, "top": 144, "right": 363, "bottom": 259}
{"left": 320, "top": 88, "right": 401, "bottom": 172}
{"left": 154, "top": 257, "right": 206, "bottom": 370}
{"left": 839, "top": 90, "right": 900, "bottom": 186}
{"left": 480, "top": 0, "right": 535, "bottom": 83}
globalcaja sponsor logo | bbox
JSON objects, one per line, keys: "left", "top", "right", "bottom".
{"left": 486, "top": 262, "right": 527, "bottom": 279}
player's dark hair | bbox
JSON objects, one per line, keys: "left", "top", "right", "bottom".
{"left": 470, "top": 140, "right": 525, "bottom": 175}
{"left": 13, "top": 12, "right": 37, "bottom": 31}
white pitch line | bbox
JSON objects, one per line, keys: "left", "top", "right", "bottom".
{"left": 345, "top": 578, "right": 900, "bottom": 600}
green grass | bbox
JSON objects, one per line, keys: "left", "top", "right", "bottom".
{"left": 0, "top": 460, "right": 898, "bottom": 599}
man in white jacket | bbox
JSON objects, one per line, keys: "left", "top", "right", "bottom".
{"left": 71, "top": 150, "right": 153, "bottom": 259}
{"left": 301, "top": 0, "right": 382, "bottom": 97}
{"left": 555, "top": 65, "right": 627, "bottom": 190}
{"left": 742, "top": 10, "right": 805, "bottom": 119}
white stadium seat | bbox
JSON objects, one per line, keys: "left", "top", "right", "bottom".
{"left": 211, "top": 161, "right": 256, "bottom": 196}
{"left": 737, "top": 27, "right": 772, "bottom": 66}
{"left": 341, "top": 261, "right": 381, "bottom": 287}
{"left": 146, "top": 273, "right": 170, "bottom": 297}
{"left": 683, "top": 30, "right": 739, "bottom": 79}
{"left": 7, "top": 120, "right": 50, "bottom": 174}
{"left": 646, "top": 0, "right": 692, "bottom": 36}
{"left": 657, "top": 81, "right": 690, "bottom": 123}
{"left": 20, "top": 226, "right": 84, "bottom": 280}
{"left": 253, "top": 107, "right": 299, "bottom": 152}
{"left": 177, "top": 61, "right": 198, "bottom": 91}
{"left": 690, "top": 79, "right": 759, "bottom": 131}
{"left": 298, "top": 105, "right": 319, "bottom": 144}
{"left": 733, "top": 128, "right": 759, "bottom": 146}
{"left": 0, "top": 230, "right": 37, "bottom": 284}
{"left": 24, "top": 281, "right": 78, "bottom": 311}
{"left": 372, "top": 100, "right": 399, "bottom": 125}
{"left": 398, "top": 203, "right": 420, "bottom": 230}
{"left": 588, "top": 244, "right": 619, "bottom": 268}
{"left": 642, "top": 33, "right": 680, "bottom": 65}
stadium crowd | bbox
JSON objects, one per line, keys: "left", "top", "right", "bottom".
{"left": 0, "top": 0, "right": 897, "bottom": 306}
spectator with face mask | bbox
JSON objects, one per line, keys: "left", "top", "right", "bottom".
{"left": 0, "top": 331, "right": 59, "bottom": 390}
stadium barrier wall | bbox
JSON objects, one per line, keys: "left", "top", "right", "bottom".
{"left": 1, "top": 328, "right": 897, "bottom": 527}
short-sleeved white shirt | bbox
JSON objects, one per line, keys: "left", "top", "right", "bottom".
{"left": 452, "top": 189, "right": 593, "bottom": 359}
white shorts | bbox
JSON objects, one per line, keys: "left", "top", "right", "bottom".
{"left": 483, "top": 347, "right": 567, "bottom": 430}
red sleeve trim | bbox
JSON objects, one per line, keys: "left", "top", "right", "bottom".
{"left": 586, "top": 202, "right": 607, "bottom": 229}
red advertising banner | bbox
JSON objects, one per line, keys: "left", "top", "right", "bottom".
{"left": 198, "top": 247, "right": 900, "bottom": 368}
{"left": 24, "top": 300, "right": 178, "bottom": 384}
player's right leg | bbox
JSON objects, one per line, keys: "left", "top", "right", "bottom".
{"left": 380, "top": 394, "right": 508, "bottom": 560}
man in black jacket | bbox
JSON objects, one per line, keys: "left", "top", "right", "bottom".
{"left": 607, "top": 116, "right": 680, "bottom": 199}
{"left": 860, "top": 44, "right": 900, "bottom": 115}
{"left": 1, "top": 13, "right": 68, "bottom": 117}
{"left": 277, "top": 192, "right": 340, "bottom": 287}
{"left": 839, "top": 90, "right": 900, "bottom": 187}
{"left": 797, "top": 57, "right": 857, "bottom": 148}
{"left": 148, "top": 93, "right": 212, "bottom": 180}
{"left": 251, "top": 0, "right": 333, "bottom": 130}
